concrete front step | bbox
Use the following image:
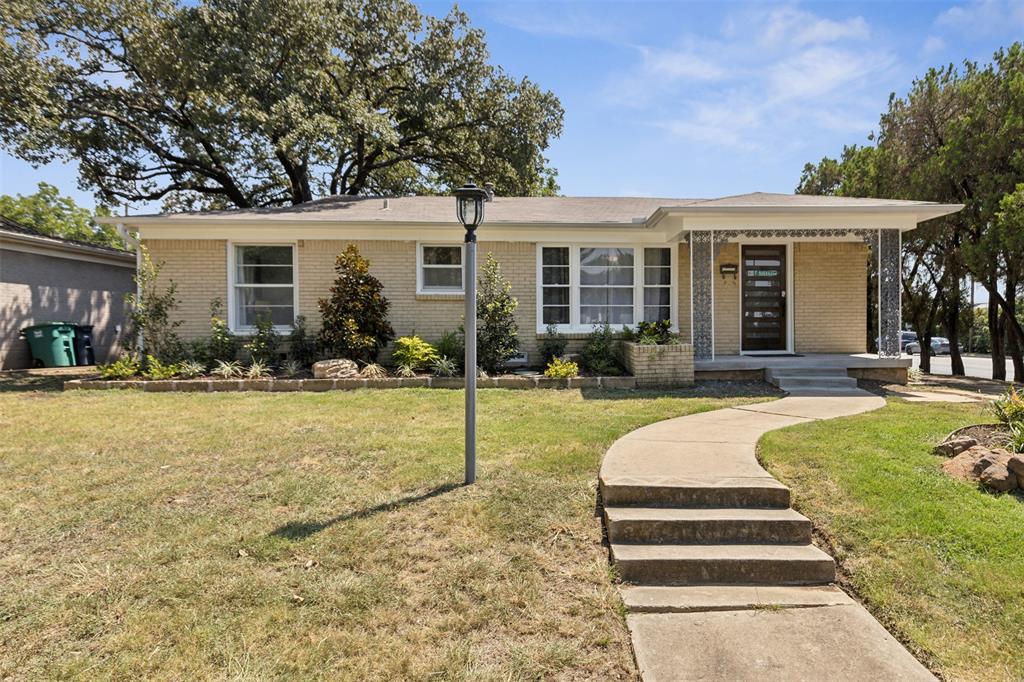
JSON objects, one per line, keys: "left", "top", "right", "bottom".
{"left": 620, "top": 584, "right": 855, "bottom": 613}
{"left": 611, "top": 543, "right": 836, "bottom": 585}
{"left": 601, "top": 479, "right": 790, "bottom": 509}
{"left": 768, "top": 375, "right": 859, "bottom": 391}
{"left": 605, "top": 507, "right": 812, "bottom": 545}
{"left": 764, "top": 367, "right": 849, "bottom": 379}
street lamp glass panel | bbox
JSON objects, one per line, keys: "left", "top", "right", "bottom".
{"left": 457, "top": 196, "right": 484, "bottom": 227}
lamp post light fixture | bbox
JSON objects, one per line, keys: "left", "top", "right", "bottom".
{"left": 454, "top": 182, "right": 489, "bottom": 485}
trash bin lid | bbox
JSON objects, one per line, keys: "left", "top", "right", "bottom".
{"left": 20, "top": 322, "right": 77, "bottom": 334}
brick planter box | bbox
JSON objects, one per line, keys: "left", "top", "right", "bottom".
{"left": 64, "top": 375, "right": 637, "bottom": 393}
{"left": 622, "top": 342, "right": 695, "bottom": 387}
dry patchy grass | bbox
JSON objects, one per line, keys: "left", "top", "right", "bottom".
{"left": 0, "top": 382, "right": 769, "bottom": 680}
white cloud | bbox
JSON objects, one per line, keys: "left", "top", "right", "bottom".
{"left": 487, "top": 4, "right": 629, "bottom": 42}
{"left": 759, "top": 6, "right": 870, "bottom": 48}
{"left": 767, "top": 46, "right": 892, "bottom": 100}
{"left": 921, "top": 35, "right": 947, "bottom": 56}
{"left": 638, "top": 46, "right": 729, "bottom": 82}
{"left": 935, "top": 0, "right": 1024, "bottom": 35}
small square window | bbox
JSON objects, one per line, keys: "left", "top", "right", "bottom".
{"left": 419, "top": 244, "right": 464, "bottom": 292}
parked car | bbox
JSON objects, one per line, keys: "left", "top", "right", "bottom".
{"left": 900, "top": 331, "right": 917, "bottom": 351}
{"left": 905, "top": 337, "right": 950, "bottom": 356}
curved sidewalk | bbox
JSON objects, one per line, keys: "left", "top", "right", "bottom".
{"left": 600, "top": 390, "right": 936, "bottom": 681}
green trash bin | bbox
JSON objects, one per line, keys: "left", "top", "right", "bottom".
{"left": 20, "top": 322, "right": 77, "bottom": 367}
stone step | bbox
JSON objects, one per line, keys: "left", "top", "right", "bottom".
{"left": 611, "top": 543, "right": 836, "bottom": 585}
{"left": 605, "top": 507, "right": 812, "bottom": 545}
{"left": 601, "top": 479, "right": 790, "bottom": 509}
{"left": 768, "top": 375, "right": 858, "bottom": 389}
{"left": 620, "top": 584, "right": 854, "bottom": 613}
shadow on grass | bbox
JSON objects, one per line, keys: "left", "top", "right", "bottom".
{"left": 580, "top": 380, "right": 781, "bottom": 401}
{"left": 0, "top": 374, "right": 69, "bottom": 393}
{"left": 270, "top": 482, "right": 463, "bottom": 540}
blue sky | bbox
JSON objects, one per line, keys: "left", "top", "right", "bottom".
{"left": 2, "top": 0, "right": 1023, "bottom": 210}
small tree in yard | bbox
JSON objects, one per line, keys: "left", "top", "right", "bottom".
{"left": 471, "top": 254, "right": 519, "bottom": 373}
{"left": 318, "top": 245, "right": 394, "bottom": 362}
{"left": 125, "top": 245, "right": 183, "bottom": 362}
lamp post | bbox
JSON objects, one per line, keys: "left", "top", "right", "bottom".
{"left": 454, "top": 182, "right": 488, "bottom": 484}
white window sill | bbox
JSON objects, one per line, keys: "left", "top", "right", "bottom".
{"left": 416, "top": 291, "right": 465, "bottom": 301}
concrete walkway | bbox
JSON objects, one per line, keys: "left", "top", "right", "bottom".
{"left": 600, "top": 389, "right": 936, "bottom": 681}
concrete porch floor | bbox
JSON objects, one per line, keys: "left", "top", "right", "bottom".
{"left": 695, "top": 353, "right": 911, "bottom": 372}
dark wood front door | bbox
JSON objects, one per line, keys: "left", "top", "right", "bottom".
{"left": 741, "top": 245, "right": 787, "bottom": 352}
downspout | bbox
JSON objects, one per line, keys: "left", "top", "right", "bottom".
{"left": 115, "top": 223, "right": 143, "bottom": 355}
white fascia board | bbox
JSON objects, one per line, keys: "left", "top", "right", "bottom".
{"left": 648, "top": 204, "right": 964, "bottom": 231}
{"left": 129, "top": 221, "right": 671, "bottom": 244}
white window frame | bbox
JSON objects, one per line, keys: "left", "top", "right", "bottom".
{"left": 536, "top": 243, "right": 678, "bottom": 334}
{"left": 227, "top": 241, "right": 299, "bottom": 334}
{"left": 417, "top": 242, "right": 465, "bottom": 295}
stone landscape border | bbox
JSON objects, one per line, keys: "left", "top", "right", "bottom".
{"left": 64, "top": 375, "right": 640, "bottom": 392}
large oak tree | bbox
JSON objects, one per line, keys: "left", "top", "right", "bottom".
{"left": 0, "top": 0, "right": 564, "bottom": 210}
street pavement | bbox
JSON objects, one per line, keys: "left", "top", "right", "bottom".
{"left": 912, "top": 353, "right": 1019, "bottom": 382}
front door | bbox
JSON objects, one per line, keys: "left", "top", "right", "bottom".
{"left": 741, "top": 245, "right": 787, "bottom": 352}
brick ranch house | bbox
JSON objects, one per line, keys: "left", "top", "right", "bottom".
{"left": 99, "top": 192, "right": 962, "bottom": 384}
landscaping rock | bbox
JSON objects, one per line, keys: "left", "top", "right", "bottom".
{"left": 980, "top": 463, "right": 1018, "bottom": 492}
{"left": 1007, "top": 455, "right": 1024, "bottom": 477}
{"left": 932, "top": 436, "right": 977, "bottom": 457}
{"left": 312, "top": 358, "right": 358, "bottom": 379}
{"left": 942, "top": 445, "right": 1011, "bottom": 482}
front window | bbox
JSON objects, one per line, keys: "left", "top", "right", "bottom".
{"left": 419, "top": 244, "right": 463, "bottom": 292}
{"left": 580, "top": 247, "right": 635, "bottom": 325}
{"left": 233, "top": 245, "right": 295, "bottom": 329}
{"left": 537, "top": 244, "right": 675, "bottom": 332}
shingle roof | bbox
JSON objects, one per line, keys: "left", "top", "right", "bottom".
{"left": 104, "top": 191, "right": 959, "bottom": 226}
{"left": 0, "top": 215, "right": 131, "bottom": 255}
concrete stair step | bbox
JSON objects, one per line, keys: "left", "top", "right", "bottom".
{"left": 769, "top": 375, "right": 858, "bottom": 389}
{"left": 620, "top": 584, "right": 853, "bottom": 613}
{"left": 611, "top": 543, "right": 836, "bottom": 586}
{"left": 764, "top": 367, "right": 849, "bottom": 379}
{"left": 605, "top": 507, "right": 812, "bottom": 545}
{"left": 601, "top": 479, "right": 790, "bottom": 509}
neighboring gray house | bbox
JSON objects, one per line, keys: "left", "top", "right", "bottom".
{"left": 0, "top": 216, "right": 135, "bottom": 369}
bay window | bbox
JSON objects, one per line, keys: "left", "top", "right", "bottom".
{"left": 231, "top": 244, "right": 296, "bottom": 331}
{"left": 538, "top": 244, "right": 675, "bottom": 332}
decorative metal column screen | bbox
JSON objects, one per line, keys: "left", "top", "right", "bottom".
{"left": 691, "top": 231, "right": 714, "bottom": 360}
{"left": 877, "top": 228, "right": 901, "bottom": 358}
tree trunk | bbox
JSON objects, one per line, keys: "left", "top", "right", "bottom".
{"left": 1005, "top": 279, "right": 1023, "bottom": 383}
{"left": 945, "top": 293, "right": 965, "bottom": 376}
{"left": 919, "top": 329, "right": 933, "bottom": 373}
{"left": 989, "top": 296, "right": 1006, "bottom": 381}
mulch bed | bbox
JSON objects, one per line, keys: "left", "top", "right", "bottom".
{"left": 942, "top": 423, "right": 1011, "bottom": 449}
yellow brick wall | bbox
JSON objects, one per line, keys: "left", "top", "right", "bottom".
{"left": 299, "top": 240, "right": 540, "bottom": 358}
{"left": 144, "top": 239, "right": 227, "bottom": 338}
{"left": 793, "top": 242, "right": 868, "bottom": 353}
{"left": 677, "top": 244, "right": 692, "bottom": 341}
{"left": 713, "top": 243, "right": 741, "bottom": 355}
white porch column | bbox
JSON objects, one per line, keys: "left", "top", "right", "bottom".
{"left": 691, "top": 230, "right": 714, "bottom": 360}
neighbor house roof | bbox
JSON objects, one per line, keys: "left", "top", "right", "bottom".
{"left": 1, "top": 215, "right": 135, "bottom": 266}
{"left": 96, "top": 191, "right": 964, "bottom": 228}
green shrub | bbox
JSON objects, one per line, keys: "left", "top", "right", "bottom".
{"left": 288, "top": 315, "right": 319, "bottom": 367}
{"left": 540, "top": 323, "right": 567, "bottom": 364}
{"left": 544, "top": 357, "right": 579, "bottom": 378}
{"left": 1010, "top": 422, "right": 1024, "bottom": 454}
{"left": 360, "top": 363, "right": 388, "bottom": 378}
{"left": 142, "top": 355, "right": 179, "bottom": 380}
{"left": 211, "top": 360, "right": 243, "bottom": 378}
{"left": 318, "top": 244, "right": 394, "bottom": 362}
{"left": 467, "top": 254, "right": 519, "bottom": 373}
{"left": 392, "top": 335, "right": 440, "bottom": 370}
{"left": 993, "top": 387, "right": 1024, "bottom": 426}
{"left": 177, "top": 360, "right": 206, "bottom": 378}
{"left": 124, "top": 245, "right": 183, "bottom": 362}
{"left": 204, "top": 298, "right": 239, "bottom": 365}
{"left": 581, "top": 323, "right": 622, "bottom": 376}
{"left": 634, "top": 320, "right": 674, "bottom": 345}
{"left": 98, "top": 354, "right": 140, "bottom": 379}
{"left": 244, "top": 314, "right": 280, "bottom": 365}
{"left": 245, "top": 360, "right": 272, "bottom": 379}
{"left": 395, "top": 364, "right": 417, "bottom": 378}
{"left": 279, "top": 359, "right": 302, "bottom": 378}
{"left": 435, "top": 330, "right": 463, "bottom": 367}
{"left": 432, "top": 356, "right": 458, "bottom": 377}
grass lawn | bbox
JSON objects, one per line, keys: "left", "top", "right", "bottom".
{"left": 0, "top": 378, "right": 771, "bottom": 680}
{"left": 759, "top": 399, "right": 1022, "bottom": 682}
